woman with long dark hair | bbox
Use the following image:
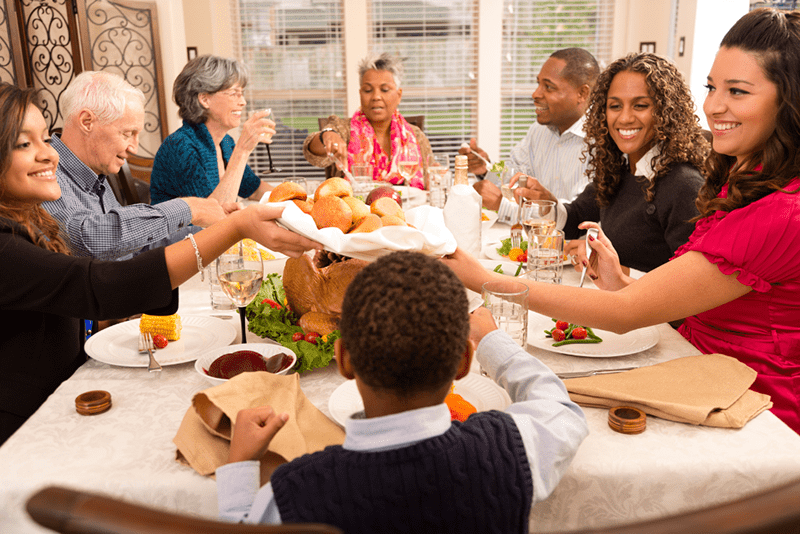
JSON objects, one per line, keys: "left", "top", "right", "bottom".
{"left": 445, "top": 8, "right": 800, "bottom": 433}
{"left": 0, "top": 84, "right": 318, "bottom": 444}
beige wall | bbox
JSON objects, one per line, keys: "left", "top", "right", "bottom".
{"left": 612, "top": 0, "right": 673, "bottom": 60}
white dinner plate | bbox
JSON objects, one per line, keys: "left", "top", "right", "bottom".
{"left": 327, "top": 373, "right": 511, "bottom": 426}
{"left": 85, "top": 316, "right": 237, "bottom": 367}
{"left": 528, "top": 314, "right": 659, "bottom": 358}
{"left": 477, "top": 258, "right": 524, "bottom": 277}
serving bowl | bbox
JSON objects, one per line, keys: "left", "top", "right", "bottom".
{"left": 195, "top": 343, "right": 297, "bottom": 386}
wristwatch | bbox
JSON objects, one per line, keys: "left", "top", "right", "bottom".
{"left": 318, "top": 127, "right": 337, "bottom": 146}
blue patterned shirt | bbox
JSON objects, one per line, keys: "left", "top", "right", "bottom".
{"left": 43, "top": 135, "right": 194, "bottom": 260}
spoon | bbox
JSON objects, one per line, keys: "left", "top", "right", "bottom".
{"left": 263, "top": 352, "right": 293, "bottom": 374}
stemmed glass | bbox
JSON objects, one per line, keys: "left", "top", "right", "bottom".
{"left": 520, "top": 200, "right": 557, "bottom": 276}
{"left": 216, "top": 242, "right": 264, "bottom": 343}
{"left": 397, "top": 148, "right": 421, "bottom": 187}
{"left": 258, "top": 109, "right": 282, "bottom": 176}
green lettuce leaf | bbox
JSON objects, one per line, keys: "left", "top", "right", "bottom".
{"left": 245, "top": 274, "right": 336, "bottom": 372}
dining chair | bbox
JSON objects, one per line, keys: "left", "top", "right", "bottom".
{"left": 26, "top": 485, "right": 343, "bottom": 534}
{"left": 316, "top": 116, "right": 426, "bottom": 179}
{"left": 113, "top": 161, "right": 151, "bottom": 205}
{"left": 542, "top": 475, "right": 800, "bottom": 534}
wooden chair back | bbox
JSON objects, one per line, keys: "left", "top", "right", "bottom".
{"left": 26, "top": 485, "right": 343, "bottom": 534}
{"left": 542, "top": 476, "right": 800, "bottom": 534}
{"left": 112, "top": 162, "right": 150, "bottom": 205}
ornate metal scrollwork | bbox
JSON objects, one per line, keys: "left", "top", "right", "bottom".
{"left": 0, "top": 2, "right": 17, "bottom": 84}
{"left": 19, "top": 0, "right": 75, "bottom": 130}
{"left": 84, "top": 0, "right": 163, "bottom": 157}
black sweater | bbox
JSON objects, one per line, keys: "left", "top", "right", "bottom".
{"left": 564, "top": 163, "right": 704, "bottom": 272}
{"left": 0, "top": 218, "right": 176, "bottom": 436}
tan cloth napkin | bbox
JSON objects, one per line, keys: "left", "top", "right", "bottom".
{"left": 563, "top": 353, "right": 772, "bottom": 428}
{"left": 174, "top": 372, "right": 345, "bottom": 481}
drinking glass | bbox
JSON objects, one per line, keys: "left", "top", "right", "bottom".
{"left": 526, "top": 229, "right": 564, "bottom": 284}
{"left": 519, "top": 199, "right": 557, "bottom": 239}
{"left": 216, "top": 242, "right": 264, "bottom": 343}
{"left": 351, "top": 163, "right": 374, "bottom": 198}
{"left": 257, "top": 109, "right": 282, "bottom": 176}
{"left": 482, "top": 280, "right": 529, "bottom": 347}
{"left": 427, "top": 154, "right": 450, "bottom": 208}
{"left": 499, "top": 164, "right": 519, "bottom": 201}
{"left": 397, "top": 149, "right": 421, "bottom": 186}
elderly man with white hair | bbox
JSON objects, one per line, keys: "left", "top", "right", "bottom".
{"left": 43, "top": 71, "right": 233, "bottom": 260}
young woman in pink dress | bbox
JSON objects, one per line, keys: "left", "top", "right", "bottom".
{"left": 444, "top": 7, "right": 800, "bottom": 433}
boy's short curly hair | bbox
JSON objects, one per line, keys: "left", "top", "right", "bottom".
{"left": 340, "top": 251, "right": 469, "bottom": 396}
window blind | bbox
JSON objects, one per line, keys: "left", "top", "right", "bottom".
{"left": 499, "top": 0, "right": 615, "bottom": 161}
{"left": 233, "top": 0, "right": 347, "bottom": 179}
{"left": 368, "top": 0, "right": 479, "bottom": 158}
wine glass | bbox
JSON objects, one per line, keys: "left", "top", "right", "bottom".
{"left": 258, "top": 109, "right": 282, "bottom": 176}
{"left": 520, "top": 199, "right": 557, "bottom": 275}
{"left": 397, "top": 149, "right": 421, "bottom": 187}
{"left": 216, "top": 242, "right": 264, "bottom": 343}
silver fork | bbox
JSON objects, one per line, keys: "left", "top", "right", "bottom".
{"left": 138, "top": 332, "right": 162, "bottom": 373}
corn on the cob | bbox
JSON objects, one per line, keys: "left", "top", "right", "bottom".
{"left": 225, "top": 239, "right": 276, "bottom": 261}
{"left": 139, "top": 314, "right": 182, "bottom": 341}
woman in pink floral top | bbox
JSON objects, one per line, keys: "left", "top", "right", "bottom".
{"left": 303, "top": 53, "right": 431, "bottom": 190}
{"left": 444, "top": 8, "right": 800, "bottom": 433}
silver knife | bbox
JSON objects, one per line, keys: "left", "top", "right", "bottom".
{"left": 556, "top": 366, "right": 637, "bottom": 379}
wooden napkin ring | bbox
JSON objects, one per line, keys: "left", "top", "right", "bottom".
{"left": 75, "top": 390, "right": 112, "bottom": 416}
{"left": 608, "top": 406, "right": 646, "bottom": 434}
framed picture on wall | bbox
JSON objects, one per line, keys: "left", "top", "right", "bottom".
{"left": 678, "top": 37, "right": 685, "bottom": 57}
{"left": 187, "top": 47, "right": 198, "bottom": 61}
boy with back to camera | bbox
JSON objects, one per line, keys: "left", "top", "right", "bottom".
{"left": 216, "top": 251, "right": 588, "bottom": 533}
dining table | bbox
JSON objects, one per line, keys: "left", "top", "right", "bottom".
{"left": 2, "top": 208, "right": 800, "bottom": 534}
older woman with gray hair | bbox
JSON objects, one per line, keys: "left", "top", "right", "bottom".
{"left": 150, "top": 55, "right": 274, "bottom": 205}
{"left": 303, "top": 52, "right": 432, "bottom": 189}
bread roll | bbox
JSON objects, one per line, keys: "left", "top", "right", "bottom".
{"left": 269, "top": 181, "right": 307, "bottom": 202}
{"left": 314, "top": 177, "right": 353, "bottom": 199}
{"left": 370, "top": 197, "right": 404, "bottom": 220}
{"left": 311, "top": 196, "right": 353, "bottom": 232}
{"left": 380, "top": 215, "right": 407, "bottom": 227}
{"left": 342, "top": 196, "right": 370, "bottom": 224}
{"left": 348, "top": 213, "right": 382, "bottom": 233}
{"left": 293, "top": 199, "right": 313, "bottom": 214}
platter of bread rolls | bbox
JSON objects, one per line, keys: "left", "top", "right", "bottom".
{"left": 264, "top": 178, "right": 457, "bottom": 261}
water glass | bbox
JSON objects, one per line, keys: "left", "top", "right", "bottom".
{"left": 427, "top": 154, "right": 450, "bottom": 208}
{"left": 482, "top": 280, "right": 529, "bottom": 347}
{"left": 207, "top": 266, "right": 235, "bottom": 310}
{"left": 527, "top": 229, "right": 564, "bottom": 284}
{"left": 351, "top": 163, "right": 374, "bottom": 198}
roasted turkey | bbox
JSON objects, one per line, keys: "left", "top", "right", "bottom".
{"left": 283, "top": 251, "right": 368, "bottom": 335}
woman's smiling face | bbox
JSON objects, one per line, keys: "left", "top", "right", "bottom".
{"left": 606, "top": 70, "right": 657, "bottom": 170}
{"left": 2, "top": 104, "right": 60, "bottom": 205}
{"left": 703, "top": 46, "right": 780, "bottom": 165}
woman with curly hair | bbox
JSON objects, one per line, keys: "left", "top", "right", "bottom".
{"left": 517, "top": 52, "right": 709, "bottom": 273}
{"left": 445, "top": 8, "right": 800, "bottom": 433}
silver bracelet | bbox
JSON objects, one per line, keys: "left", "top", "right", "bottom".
{"left": 185, "top": 233, "right": 204, "bottom": 281}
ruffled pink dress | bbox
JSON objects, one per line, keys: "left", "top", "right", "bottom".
{"left": 673, "top": 177, "right": 800, "bottom": 433}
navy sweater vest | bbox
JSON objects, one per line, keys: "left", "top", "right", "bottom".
{"left": 271, "top": 410, "right": 533, "bottom": 534}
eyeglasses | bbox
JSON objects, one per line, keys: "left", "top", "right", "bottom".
{"left": 219, "top": 89, "right": 245, "bottom": 100}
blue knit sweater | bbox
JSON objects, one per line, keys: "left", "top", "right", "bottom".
{"left": 270, "top": 410, "right": 533, "bottom": 534}
{"left": 149, "top": 121, "right": 261, "bottom": 204}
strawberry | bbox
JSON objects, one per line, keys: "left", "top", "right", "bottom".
{"left": 152, "top": 334, "right": 168, "bottom": 349}
{"left": 555, "top": 320, "right": 570, "bottom": 331}
{"left": 551, "top": 328, "right": 566, "bottom": 342}
{"left": 571, "top": 327, "right": 588, "bottom": 340}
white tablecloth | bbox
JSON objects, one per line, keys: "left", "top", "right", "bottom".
{"left": 2, "top": 223, "right": 800, "bottom": 534}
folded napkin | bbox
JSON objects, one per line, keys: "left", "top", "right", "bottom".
{"left": 563, "top": 354, "right": 772, "bottom": 428}
{"left": 174, "top": 372, "right": 344, "bottom": 482}
{"left": 266, "top": 200, "right": 457, "bottom": 261}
